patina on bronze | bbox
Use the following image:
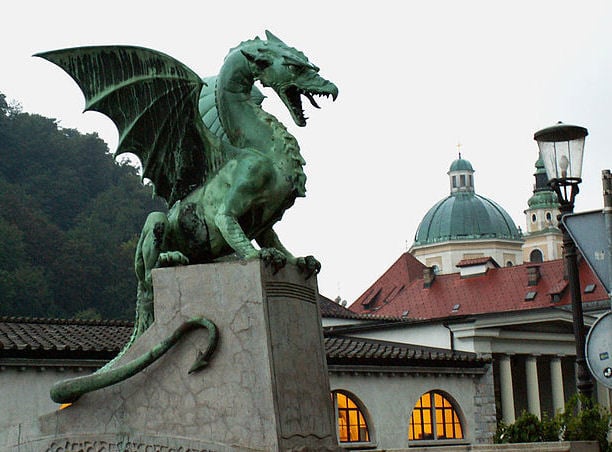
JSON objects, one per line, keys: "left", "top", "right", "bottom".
{"left": 37, "top": 31, "right": 337, "bottom": 402}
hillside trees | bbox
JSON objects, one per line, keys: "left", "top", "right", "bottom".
{"left": 0, "top": 93, "right": 166, "bottom": 319}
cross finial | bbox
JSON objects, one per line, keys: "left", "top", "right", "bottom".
{"left": 456, "top": 142, "right": 462, "bottom": 159}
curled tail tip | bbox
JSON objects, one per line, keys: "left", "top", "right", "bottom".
{"left": 188, "top": 350, "right": 210, "bottom": 374}
{"left": 188, "top": 361, "right": 208, "bottom": 374}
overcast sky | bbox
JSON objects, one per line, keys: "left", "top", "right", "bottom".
{"left": 2, "top": 0, "right": 611, "bottom": 303}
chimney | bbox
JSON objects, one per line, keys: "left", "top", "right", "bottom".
{"left": 423, "top": 267, "right": 436, "bottom": 288}
{"left": 526, "top": 265, "right": 541, "bottom": 286}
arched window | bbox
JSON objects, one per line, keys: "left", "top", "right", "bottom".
{"left": 529, "top": 249, "right": 543, "bottom": 263}
{"left": 332, "top": 391, "right": 371, "bottom": 444}
{"left": 409, "top": 391, "right": 464, "bottom": 441}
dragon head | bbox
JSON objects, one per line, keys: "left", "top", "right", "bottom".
{"left": 241, "top": 31, "right": 338, "bottom": 127}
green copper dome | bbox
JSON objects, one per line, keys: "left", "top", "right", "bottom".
{"left": 414, "top": 156, "right": 521, "bottom": 246}
{"left": 414, "top": 193, "right": 522, "bottom": 245}
{"left": 449, "top": 157, "right": 474, "bottom": 172}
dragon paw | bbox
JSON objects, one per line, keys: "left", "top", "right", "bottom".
{"left": 296, "top": 255, "right": 321, "bottom": 279}
{"left": 157, "top": 251, "right": 190, "bottom": 267}
{"left": 259, "top": 248, "right": 287, "bottom": 274}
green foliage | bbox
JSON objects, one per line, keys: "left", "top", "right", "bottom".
{"left": 561, "top": 394, "right": 611, "bottom": 452}
{"left": 495, "top": 395, "right": 611, "bottom": 452}
{"left": 495, "top": 411, "right": 545, "bottom": 443}
{"left": 541, "top": 411, "right": 562, "bottom": 442}
{"left": 0, "top": 92, "right": 166, "bottom": 319}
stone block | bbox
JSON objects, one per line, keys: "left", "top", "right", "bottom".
{"left": 2, "top": 261, "right": 340, "bottom": 451}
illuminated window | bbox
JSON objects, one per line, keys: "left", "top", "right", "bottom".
{"left": 332, "top": 391, "right": 370, "bottom": 443}
{"left": 409, "top": 391, "right": 464, "bottom": 441}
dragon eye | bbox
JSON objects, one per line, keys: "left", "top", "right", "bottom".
{"left": 285, "top": 63, "right": 306, "bottom": 73}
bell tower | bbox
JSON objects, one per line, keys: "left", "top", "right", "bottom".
{"left": 522, "top": 156, "right": 563, "bottom": 262}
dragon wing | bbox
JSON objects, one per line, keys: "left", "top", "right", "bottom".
{"left": 36, "top": 46, "right": 221, "bottom": 205}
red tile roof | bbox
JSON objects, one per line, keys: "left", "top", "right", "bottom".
{"left": 357, "top": 253, "right": 427, "bottom": 312}
{"left": 350, "top": 253, "right": 608, "bottom": 319}
{"left": 456, "top": 257, "right": 499, "bottom": 267}
{"left": 319, "top": 292, "right": 406, "bottom": 321}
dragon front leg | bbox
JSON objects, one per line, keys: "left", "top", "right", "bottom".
{"left": 256, "top": 228, "right": 321, "bottom": 278}
{"left": 214, "top": 213, "right": 287, "bottom": 272}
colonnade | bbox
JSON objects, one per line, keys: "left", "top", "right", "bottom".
{"left": 498, "top": 354, "right": 566, "bottom": 423}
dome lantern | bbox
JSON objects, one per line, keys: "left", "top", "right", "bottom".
{"left": 447, "top": 153, "right": 475, "bottom": 194}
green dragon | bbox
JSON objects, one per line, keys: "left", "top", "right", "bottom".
{"left": 37, "top": 32, "right": 337, "bottom": 402}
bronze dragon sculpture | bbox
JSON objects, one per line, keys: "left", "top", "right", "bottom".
{"left": 37, "top": 31, "right": 338, "bottom": 403}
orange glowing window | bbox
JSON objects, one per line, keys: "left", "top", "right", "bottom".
{"left": 409, "top": 391, "right": 463, "bottom": 441}
{"left": 332, "top": 391, "right": 370, "bottom": 443}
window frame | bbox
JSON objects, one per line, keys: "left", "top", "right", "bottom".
{"left": 408, "top": 390, "right": 466, "bottom": 444}
{"left": 331, "top": 390, "right": 374, "bottom": 448}
{"left": 529, "top": 248, "right": 544, "bottom": 263}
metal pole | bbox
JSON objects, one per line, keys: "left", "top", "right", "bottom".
{"left": 556, "top": 183, "right": 594, "bottom": 400}
{"left": 603, "top": 169, "right": 612, "bottom": 307}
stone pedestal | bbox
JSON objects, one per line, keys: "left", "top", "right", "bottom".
{"left": 2, "top": 261, "right": 340, "bottom": 451}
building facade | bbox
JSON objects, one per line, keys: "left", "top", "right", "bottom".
{"left": 350, "top": 249, "right": 611, "bottom": 425}
{"left": 0, "top": 310, "right": 496, "bottom": 450}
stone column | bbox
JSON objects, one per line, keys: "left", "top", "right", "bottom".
{"left": 550, "top": 356, "right": 565, "bottom": 414}
{"left": 526, "top": 355, "right": 541, "bottom": 418}
{"left": 499, "top": 354, "right": 515, "bottom": 423}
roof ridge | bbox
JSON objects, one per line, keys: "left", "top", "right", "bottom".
{"left": 0, "top": 316, "right": 134, "bottom": 327}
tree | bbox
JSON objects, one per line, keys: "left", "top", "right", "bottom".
{"left": 0, "top": 91, "right": 166, "bottom": 319}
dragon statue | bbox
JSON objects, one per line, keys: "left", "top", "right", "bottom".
{"left": 37, "top": 31, "right": 338, "bottom": 403}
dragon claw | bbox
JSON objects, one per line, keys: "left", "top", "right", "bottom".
{"left": 296, "top": 255, "right": 321, "bottom": 279}
{"left": 158, "top": 251, "right": 190, "bottom": 267}
{"left": 259, "top": 248, "right": 287, "bottom": 274}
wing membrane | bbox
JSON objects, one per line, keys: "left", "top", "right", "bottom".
{"left": 36, "top": 46, "right": 216, "bottom": 204}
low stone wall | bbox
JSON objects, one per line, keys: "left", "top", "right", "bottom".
{"left": 379, "top": 441, "right": 599, "bottom": 452}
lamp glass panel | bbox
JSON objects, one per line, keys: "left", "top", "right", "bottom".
{"left": 537, "top": 137, "right": 584, "bottom": 180}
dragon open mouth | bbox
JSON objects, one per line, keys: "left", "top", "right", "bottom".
{"left": 283, "top": 85, "right": 337, "bottom": 127}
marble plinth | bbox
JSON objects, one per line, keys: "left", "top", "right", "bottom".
{"left": 1, "top": 260, "right": 340, "bottom": 451}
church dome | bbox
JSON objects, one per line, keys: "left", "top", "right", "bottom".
{"left": 414, "top": 193, "right": 522, "bottom": 245}
{"left": 414, "top": 156, "right": 522, "bottom": 246}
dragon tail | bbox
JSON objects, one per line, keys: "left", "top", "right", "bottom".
{"left": 51, "top": 317, "right": 218, "bottom": 404}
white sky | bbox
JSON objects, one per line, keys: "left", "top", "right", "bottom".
{"left": 2, "top": 0, "right": 611, "bottom": 303}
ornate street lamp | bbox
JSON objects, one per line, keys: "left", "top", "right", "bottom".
{"left": 534, "top": 121, "right": 594, "bottom": 400}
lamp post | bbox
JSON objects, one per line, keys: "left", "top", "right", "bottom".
{"left": 534, "top": 121, "right": 594, "bottom": 400}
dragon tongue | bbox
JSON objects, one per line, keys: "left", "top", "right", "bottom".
{"left": 304, "top": 92, "right": 321, "bottom": 109}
